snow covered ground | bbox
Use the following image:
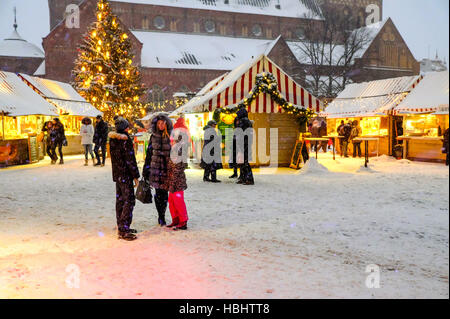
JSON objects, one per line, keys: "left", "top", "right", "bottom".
{"left": 0, "top": 153, "right": 448, "bottom": 299}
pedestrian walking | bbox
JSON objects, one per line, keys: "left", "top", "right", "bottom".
{"left": 80, "top": 117, "right": 95, "bottom": 166}
{"left": 235, "top": 108, "right": 254, "bottom": 185}
{"left": 201, "top": 120, "right": 222, "bottom": 183}
{"left": 94, "top": 115, "right": 109, "bottom": 167}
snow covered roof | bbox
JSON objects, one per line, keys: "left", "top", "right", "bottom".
{"left": 111, "top": 0, "right": 322, "bottom": 19}
{"left": 0, "top": 71, "right": 57, "bottom": 116}
{"left": 19, "top": 74, "right": 102, "bottom": 117}
{"left": 350, "top": 19, "right": 388, "bottom": 60}
{"left": 172, "top": 54, "right": 322, "bottom": 116}
{"left": 34, "top": 61, "right": 45, "bottom": 76}
{"left": 133, "top": 31, "right": 284, "bottom": 70}
{"left": 0, "top": 29, "right": 44, "bottom": 58}
{"left": 394, "top": 71, "right": 449, "bottom": 115}
{"left": 325, "top": 75, "right": 422, "bottom": 118}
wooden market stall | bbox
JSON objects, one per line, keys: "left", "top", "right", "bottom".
{"left": 324, "top": 75, "right": 422, "bottom": 157}
{"left": 19, "top": 74, "right": 102, "bottom": 155}
{"left": 0, "top": 71, "right": 58, "bottom": 167}
{"left": 171, "top": 54, "right": 322, "bottom": 167}
{"left": 393, "top": 71, "right": 449, "bottom": 163}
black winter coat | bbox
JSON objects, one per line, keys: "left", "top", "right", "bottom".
{"left": 201, "top": 124, "right": 223, "bottom": 170}
{"left": 236, "top": 116, "right": 253, "bottom": 164}
{"left": 109, "top": 131, "right": 140, "bottom": 183}
{"left": 142, "top": 114, "right": 173, "bottom": 190}
{"left": 94, "top": 120, "right": 109, "bottom": 145}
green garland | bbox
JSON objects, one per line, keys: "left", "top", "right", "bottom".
{"left": 213, "top": 72, "right": 316, "bottom": 129}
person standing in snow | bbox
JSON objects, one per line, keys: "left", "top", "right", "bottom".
{"left": 93, "top": 115, "right": 109, "bottom": 167}
{"left": 443, "top": 128, "right": 449, "bottom": 166}
{"left": 229, "top": 116, "right": 239, "bottom": 179}
{"left": 42, "top": 121, "right": 57, "bottom": 164}
{"left": 173, "top": 115, "right": 191, "bottom": 168}
{"left": 80, "top": 117, "right": 95, "bottom": 166}
{"left": 318, "top": 120, "right": 328, "bottom": 153}
{"left": 350, "top": 120, "right": 362, "bottom": 158}
{"left": 52, "top": 118, "right": 66, "bottom": 165}
{"left": 142, "top": 114, "right": 173, "bottom": 226}
{"left": 165, "top": 129, "right": 189, "bottom": 230}
{"left": 235, "top": 108, "right": 254, "bottom": 185}
{"left": 337, "top": 120, "right": 345, "bottom": 157}
{"left": 109, "top": 117, "right": 140, "bottom": 241}
{"left": 311, "top": 119, "right": 321, "bottom": 153}
{"left": 340, "top": 121, "right": 352, "bottom": 158}
{"left": 201, "top": 120, "right": 223, "bottom": 183}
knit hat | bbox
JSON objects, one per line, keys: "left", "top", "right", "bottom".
{"left": 115, "top": 116, "right": 129, "bottom": 133}
{"left": 207, "top": 120, "right": 217, "bottom": 126}
{"left": 236, "top": 108, "right": 248, "bottom": 119}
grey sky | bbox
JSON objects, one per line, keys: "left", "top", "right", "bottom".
{"left": 0, "top": 0, "right": 448, "bottom": 62}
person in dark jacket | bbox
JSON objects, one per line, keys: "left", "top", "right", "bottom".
{"left": 228, "top": 116, "right": 239, "bottom": 179}
{"left": 311, "top": 119, "right": 321, "bottom": 152}
{"left": 109, "top": 117, "right": 140, "bottom": 241}
{"left": 142, "top": 113, "right": 173, "bottom": 226}
{"left": 235, "top": 108, "right": 254, "bottom": 185}
{"left": 340, "top": 121, "right": 352, "bottom": 157}
{"left": 94, "top": 115, "right": 109, "bottom": 167}
{"left": 337, "top": 120, "right": 345, "bottom": 157}
{"left": 42, "top": 121, "right": 57, "bottom": 164}
{"left": 350, "top": 120, "right": 362, "bottom": 158}
{"left": 51, "top": 118, "right": 66, "bottom": 164}
{"left": 201, "top": 120, "right": 223, "bottom": 183}
{"left": 318, "top": 120, "right": 328, "bottom": 153}
{"left": 165, "top": 130, "right": 189, "bottom": 230}
{"left": 443, "top": 128, "right": 449, "bottom": 166}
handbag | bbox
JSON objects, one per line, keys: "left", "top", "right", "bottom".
{"left": 136, "top": 179, "right": 153, "bottom": 204}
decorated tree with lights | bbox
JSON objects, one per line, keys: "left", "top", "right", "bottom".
{"left": 72, "top": 0, "right": 146, "bottom": 122}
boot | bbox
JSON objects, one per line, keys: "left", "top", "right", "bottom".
{"left": 59, "top": 159, "right": 64, "bottom": 165}
{"left": 95, "top": 161, "right": 101, "bottom": 166}
{"left": 203, "top": 168, "right": 211, "bottom": 182}
{"left": 210, "top": 170, "right": 221, "bottom": 183}
{"left": 84, "top": 159, "right": 88, "bottom": 166}
{"left": 158, "top": 217, "right": 166, "bottom": 226}
{"left": 229, "top": 167, "right": 238, "bottom": 178}
{"left": 173, "top": 221, "right": 187, "bottom": 231}
{"left": 92, "top": 158, "right": 96, "bottom": 166}
{"left": 166, "top": 217, "right": 179, "bottom": 228}
{"left": 126, "top": 228, "right": 138, "bottom": 234}
{"left": 118, "top": 231, "right": 137, "bottom": 241}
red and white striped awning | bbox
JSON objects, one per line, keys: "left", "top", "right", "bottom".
{"left": 175, "top": 54, "right": 322, "bottom": 115}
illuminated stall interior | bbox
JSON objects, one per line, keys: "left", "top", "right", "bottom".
{"left": 324, "top": 75, "right": 423, "bottom": 156}
{"left": 393, "top": 71, "right": 449, "bottom": 162}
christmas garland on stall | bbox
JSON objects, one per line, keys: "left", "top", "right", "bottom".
{"left": 213, "top": 72, "right": 316, "bottom": 129}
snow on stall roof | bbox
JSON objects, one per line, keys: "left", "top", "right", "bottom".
{"left": 19, "top": 74, "right": 102, "bottom": 117}
{"left": 110, "top": 0, "right": 322, "bottom": 19}
{"left": 395, "top": 71, "right": 449, "bottom": 114}
{"left": 325, "top": 75, "right": 421, "bottom": 118}
{"left": 0, "top": 71, "right": 57, "bottom": 116}
{"left": 132, "top": 31, "right": 281, "bottom": 70}
{"left": 0, "top": 29, "right": 44, "bottom": 58}
{"left": 350, "top": 19, "right": 388, "bottom": 60}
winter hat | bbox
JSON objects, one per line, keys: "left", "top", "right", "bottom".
{"left": 207, "top": 120, "right": 217, "bottom": 126}
{"left": 97, "top": 115, "right": 103, "bottom": 120}
{"left": 236, "top": 108, "right": 248, "bottom": 119}
{"left": 115, "top": 116, "right": 129, "bottom": 133}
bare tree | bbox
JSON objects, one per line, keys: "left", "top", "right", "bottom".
{"left": 292, "top": 7, "right": 374, "bottom": 98}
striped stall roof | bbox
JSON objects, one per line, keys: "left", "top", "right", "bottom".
{"left": 174, "top": 54, "right": 322, "bottom": 115}
{"left": 394, "top": 71, "right": 449, "bottom": 115}
{"left": 324, "top": 75, "right": 422, "bottom": 119}
{"left": 0, "top": 71, "right": 57, "bottom": 116}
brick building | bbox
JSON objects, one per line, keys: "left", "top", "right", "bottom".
{"left": 16, "top": 0, "right": 419, "bottom": 111}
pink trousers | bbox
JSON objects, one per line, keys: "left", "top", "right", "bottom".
{"left": 168, "top": 191, "right": 189, "bottom": 224}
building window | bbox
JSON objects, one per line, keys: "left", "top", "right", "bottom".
{"left": 142, "top": 16, "right": 149, "bottom": 30}
{"left": 153, "top": 16, "right": 165, "bottom": 29}
{"left": 205, "top": 20, "right": 215, "bottom": 33}
{"left": 252, "top": 24, "right": 262, "bottom": 36}
{"left": 148, "top": 84, "right": 165, "bottom": 109}
{"left": 242, "top": 25, "right": 248, "bottom": 36}
{"left": 295, "top": 27, "right": 305, "bottom": 40}
{"left": 193, "top": 21, "right": 200, "bottom": 33}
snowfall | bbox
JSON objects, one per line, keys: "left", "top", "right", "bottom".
{"left": 0, "top": 152, "right": 448, "bottom": 299}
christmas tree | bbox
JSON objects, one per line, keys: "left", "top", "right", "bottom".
{"left": 72, "top": 0, "right": 146, "bottom": 122}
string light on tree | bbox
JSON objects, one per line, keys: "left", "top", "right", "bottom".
{"left": 72, "top": 0, "right": 146, "bottom": 122}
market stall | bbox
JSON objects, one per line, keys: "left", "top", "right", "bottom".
{"left": 0, "top": 71, "right": 58, "bottom": 166}
{"left": 19, "top": 74, "right": 102, "bottom": 155}
{"left": 394, "top": 71, "right": 449, "bottom": 162}
{"left": 324, "top": 75, "right": 422, "bottom": 157}
{"left": 170, "top": 54, "right": 322, "bottom": 167}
